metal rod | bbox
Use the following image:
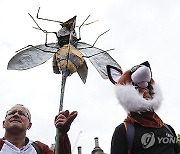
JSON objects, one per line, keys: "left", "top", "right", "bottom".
{"left": 55, "top": 70, "right": 68, "bottom": 154}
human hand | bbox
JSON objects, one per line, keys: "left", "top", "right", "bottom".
{"left": 54, "top": 110, "right": 78, "bottom": 133}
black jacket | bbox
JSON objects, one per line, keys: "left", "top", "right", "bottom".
{"left": 111, "top": 123, "right": 180, "bottom": 154}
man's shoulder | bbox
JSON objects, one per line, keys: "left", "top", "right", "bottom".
{"left": 33, "top": 141, "right": 53, "bottom": 154}
{"left": 34, "top": 141, "right": 48, "bottom": 146}
{"left": 0, "top": 138, "right": 4, "bottom": 149}
{"left": 115, "top": 123, "right": 126, "bottom": 130}
{"left": 113, "top": 123, "right": 127, "bottom": 139}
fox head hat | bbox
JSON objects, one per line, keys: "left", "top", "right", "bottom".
{"left": 107, "top": 61, "right": 162, "bottom": 113}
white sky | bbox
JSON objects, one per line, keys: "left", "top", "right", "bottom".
{"left": 1, "top": 0, "right": 180, "bottom": 153}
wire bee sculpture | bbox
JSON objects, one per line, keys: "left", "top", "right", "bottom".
{"left": 7, "top": 7, "right": 120, "bottom": 153}
{"left": 8, "top": 7, "right": 120, "bottom": 83}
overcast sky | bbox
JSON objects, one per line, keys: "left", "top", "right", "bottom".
{"left": 1, "top": 0, "right": 180, "bottom": 153}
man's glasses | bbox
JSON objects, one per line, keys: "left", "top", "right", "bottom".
{"left": 6, "top": 110, "right": 30, "bottom": 121}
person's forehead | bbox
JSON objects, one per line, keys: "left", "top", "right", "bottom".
{"left": 9, "top": 105, "right": 27, "bottom": 112}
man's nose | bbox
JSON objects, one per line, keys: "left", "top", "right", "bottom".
{"left": 13, "top": 111, "right": 20, "bottom": 116}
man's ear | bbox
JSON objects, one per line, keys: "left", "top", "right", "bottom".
{"left": 3, "top": 121, "right": 5, "bottom": 128}
{"left": 27, "top": 122, "right": 32, "bottom": 130}
{"left": 106, "top": 65, "right": 123, "bottom": 84}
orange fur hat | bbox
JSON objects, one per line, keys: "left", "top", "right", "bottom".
{"left": 106, "top": 61, "right": 162, "bottom": 113}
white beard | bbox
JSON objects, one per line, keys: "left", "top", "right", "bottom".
{"left": 114, "top": 83, "right": 163, "bottom": 113}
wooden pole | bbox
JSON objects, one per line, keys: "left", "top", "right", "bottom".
{"left": 55, "top": 70, "right": 69, "bottom": 154}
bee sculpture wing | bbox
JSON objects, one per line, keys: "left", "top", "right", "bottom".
{"left": 77, "top": 42, "right": 121, "bottom": 79}
{"left": 7, "top": 43, "right": 58, "bottom": 70}
{"left": 77, "top": 61, "right": 88, "bottom": 84}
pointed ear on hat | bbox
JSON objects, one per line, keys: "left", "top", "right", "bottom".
{"left": 106, "top": 65, "right": 123, "bottom": 84}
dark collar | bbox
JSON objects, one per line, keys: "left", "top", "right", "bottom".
{"left": 124, "top": 111, "right": 164, "bottom": 128}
